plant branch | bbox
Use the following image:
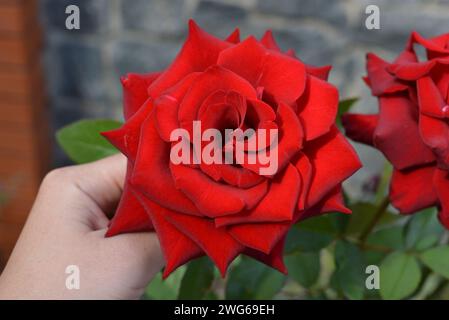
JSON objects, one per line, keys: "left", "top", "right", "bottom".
{"left": 358, "top": 196, "right": 390, "bottom": 245}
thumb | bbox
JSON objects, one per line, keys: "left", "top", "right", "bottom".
{"left": 72, "top": 154, "right": 127, "bottom": 215}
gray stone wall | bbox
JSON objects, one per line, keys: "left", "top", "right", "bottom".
{"left": 38, "top": 0, "right": 449, "bottom": 196}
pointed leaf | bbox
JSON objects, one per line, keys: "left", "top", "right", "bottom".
{"left": 178, "top": 257, "right": 215, "bottom": 300}
{"left": 420, "top": 246, "right": 449, "bottom": 279}
{"left": 226, "top": 256, "right": 285, "bottom": 299}
{"left": 380, "top": 252, "right": 421, "bottom": 300}
{"left": 56, "top": 119, "right": 122, "bottom": 164}
{"left": 285, "top": 251, "right": 320, "bottom": 288}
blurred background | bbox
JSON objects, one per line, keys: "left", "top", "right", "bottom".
{"left": 1, "top": 0, "right": 449, "bottom": 271}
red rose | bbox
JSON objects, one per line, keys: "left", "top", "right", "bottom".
{"left": 342, "top": 31, "right": 449, "bottom": 228}
{"left": 103, "top": 21, "right": 361, "bottom": 277}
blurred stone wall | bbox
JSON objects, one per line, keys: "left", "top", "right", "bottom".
{"left": 38, "top": 0, "right": 449, "bottom": 197}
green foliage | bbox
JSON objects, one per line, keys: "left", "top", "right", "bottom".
{"left": 145, "top": 267, "right": 186, "bottom": 300}
{"left": 366, "top": 225, "right": 404, "bottom": 251}
{"left": 285, "top": 251, "right": 320, "bottom": 288}
{"left": 178, "top": 257, "right": 215, "bottom": 299}
{"left": 285, "top": 214, "right": 338, "bottom": 253}
{"left": 346, "top": 202, "right": 399, "bottom": 237}
{"left": 380, "top": 252, "right": 422, "bottom": 300}
{"left": 419, "top": 246, "right": 449, "bottom": 279}
{"left": 405, "top": 208, "right": 443, "bottom": 251}
{"left": 56, "top": 119, "right": 122, "bottom": 164}
{"left": 333, "top": 240, "right": 365, "bottom": 299}
{"left": 336, "top": 97, "right": 359, "bottom": 128}
{"left": 225, "top": 257, "right": 286, "bottom": 299}
{"left": 363, "top": 225, "right": 404, "bottom": 265}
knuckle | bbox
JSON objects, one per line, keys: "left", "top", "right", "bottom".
{"left": 41, "top": 167, "right": 76, "bottom": 189}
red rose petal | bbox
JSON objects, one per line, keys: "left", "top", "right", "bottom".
{"left": 154, "top": 72, "right": 200, "bottom": 142}
{"left": 433, "top": 168, "right": 449, "bottom": 229}
{"left": 225, "top": 28, "right": 240, "bottom": 44}
{"left": 260, "top": 30, "right": 281, "bottom": 52}
{"left": 217, "top": 36, "right": 307, "bottom": 104}
{"left": 214, "top": 163, "right": 301, "bottom": 227}
{"left": 106, "top": 164, "right": 154, "bottom": 237}
{"left": 431, "top": 64, "right": 449, "bottom": 103}
{"left": 297, "top": 74, "right": 339, "bottom": 141}
{"left": 412, "top": 31, "right": 449, "bottom": 55}
{"left": 417, "top": 76, "right": 447, "bottom": 118}
{"left": 135, "top": 194, "right": 204, "bottom": 278}
{"left": 199, "top": 162, "right": 265, "bottom": 188}
{"left": 229, "top": 220, "right": 289, "bottom": 255}
{"left": 341, "top": 114, "right": 378, "bottom": 146}
{"left": 246, "top": 98, "right": 276, "bottom": 125}
{"left": 390, "top": 165, "right": 438, "bottom": 214}
{"left": 294, "top": 152, "right": 313, "bottom": 211}
{"left": 101, "top": 99, "right": 153, "bottom": 162}
{"left": 131, "top": 114, "right": 201, "bottom": 215}
{"left": 241, "top": 102, "right": 303, "bottom": 176}
{"left": 298, "top": 185, "right": 351, "bottom": 221}
{"left": 161, "top": 208, "right": 245, "bottom": 276}
{"left": 121, "top": 72, "right": 161, "bottom": 120}
{"left": 148, "top": 20, "right": 231, "bottom": 98}
{"left": 245, "top": 236, "right": 287, "bottom": 274}
{"left": 178, "top": 65, "right": 257, "bottom": 133}
{"left": 387, "top": 60, "right": 437, "bottom": 81}
{"left": 304, "top": 126, "right": 361, "bottom": 208}
{"left": 365, "top": 53, "right": 408, "bottom": 96}
{"left": 306, "top": 65, "right": 332, "bottom": 81}
{"left": 170, "top": 162, "right": 268, "bottom": 217}
{"left": 419, "top": 112, "right": 449, "bottom": 168}
{"left": 373, "top": 94, "right": 435, "bottom": 170}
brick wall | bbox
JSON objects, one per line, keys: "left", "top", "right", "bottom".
{"left": 38, "top": 0, "right": 449, "bottom": 196}
{"left": 0, "top": 0, "right": 49, "bottom": 268}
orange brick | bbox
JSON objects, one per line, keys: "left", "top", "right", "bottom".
{"left": 0, "top": 222, "right": 24, "bottom": 264}
{"left": 0, "top": 27, "right": 41, "bottom": 65}
{"left": 0, "top": 62, "right": 43, "bottom": 96}
{"left": 0, "top": 189, "right": 36, "bottom": 224}
{"left": 0, "top": 0, "right": 38, "bottom": 34}
{"left": 0, "top": 98, "right": 45, "bottom": 126}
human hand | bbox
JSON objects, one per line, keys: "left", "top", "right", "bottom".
{"left": 0, "top": 155, "right": 164, "bottom": 299}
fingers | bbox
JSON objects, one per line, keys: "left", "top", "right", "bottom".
{"left": 35, "top": 154, "right": 127, "bottom": 230}
{"left": 72, "top": 154, "right": 127, "bottom": 214}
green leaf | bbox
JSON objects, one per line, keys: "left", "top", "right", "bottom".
{"left": 145, "top": 267, "right": 186, "bottom": 300}
{"left": 334, "top": 240, "right": 365, "bottom": 300}
{"left": 178, "top": 257, "right": 215, "bottom": 300}
{"left": 285, "top": 251, "right": 320, "bottom": 288}
{"left": 366, "top": 225, "right": 405, "bottom": 251}
{"left": 363, "top": 226, "right": 405, "bottom": 265}
{"left": 411, "top": 273, "right": 443, "bottom": 300}
{"left": 405, "top": 208, "right": 443, "bottom": 251}
{"left": 380, "top": 252, "right": 422, "bottom": 300}
{"left": 56, "top": 119, "right": 122, "bottom": 164}
{"left": 285, "top": 214, "right": 338, "bottom": 253}
{"left": 419, "top": 246, "right": 449, "bottom": 279}
{"left": 332, "top": 212, "right": 351, "bottom": 235}
{"left": 225, "top": 256, "right": 285, "bottom": 299}
{"left": 346, "top": 202, "right": 399, "bottom": 237}
{"left": 336, "top": 97, "right": 359, "bottom": 128}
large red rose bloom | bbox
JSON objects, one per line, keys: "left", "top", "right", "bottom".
{"left": 103, "top": 21, "right": 361, "bottom": 277}
{"left": 343, "top": 31, "right": 449, "bottom": 229}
